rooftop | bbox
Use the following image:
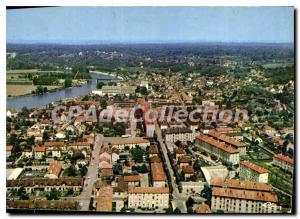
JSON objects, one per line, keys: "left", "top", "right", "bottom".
{"left": 128, "top": 186, "right": 169, "bottom": 194}
{"left": 274, "top": 154, "right": 294, "bottom": 165}
{"left": 151, "top": 162, "right": 167, "bottom": 182}
{"left": 240, "top": 160, "right": 268, "bottom": 174}
{"left": 212, "top": 187, "right": 278, "bottom": 202}
{"left": 210, "top": 178, "right": 272, "bottom": 192}
{"left": 196, "top": 134, "right": 238, "bottom": 154}
{"left": 96, "top": 186, "right": 113, "bottom": 212}
{"left": 124, "top": 175, "right": 140, "bottom": 182}
{"left": 208, "top": 130, "right": 244, "bottom": 148}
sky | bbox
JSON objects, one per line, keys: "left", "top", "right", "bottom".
{"left": 6, "top": 7, "right": 294, "bottom": 44}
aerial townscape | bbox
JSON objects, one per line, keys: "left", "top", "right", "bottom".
{"left": 6, "top": 7, "right": 294, "bottom": 214}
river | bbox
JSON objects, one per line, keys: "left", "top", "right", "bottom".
{"left": 6, "top": 72, "right": 119, "bottom": 110}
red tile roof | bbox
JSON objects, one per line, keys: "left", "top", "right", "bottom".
{"left": 124, "top": 175, "right": 140, "bottom": 182}
{"left": 196, "top": 134, "right": 238, "bottom": 154}
{"left": 46, "top": 162, "right": 62, "bottom": 177}
{"left": 208, "top": 130, "right": 244, "bottom": 148}
{"left": 44, "top": 141, "right": 65, "bottom": 147}
{"left": 274, "top": 154, "right": 294, "bottom": 165}
{"left": 151, "top": 162, "right": 167, "bottom": 181}
{"left": 34, "top": 146, "right": 45, "bottom": 153}
{"left": 128, "top": 187, "right": 169, "bottom": 194}
{"left": 210, "top": 178, "right": 272, "bottom": 192}
{"left": 150, "top": 156, "right": 162, "bottom": 163}
{"left": 6, "top": 145, "right": 13, "bottom": 151}
{"left": 240, "top": 160, "right": 268, "bottom": 174}
{"left": 195, "top": 204, "right": 211, "bottom": 213}
{"left": 182, "top": 165, "right": 195, "bottom": 174}
{"left": 101, "top": 168, "right": 113, "bottom": 177}
{"left": 96, "top": 186, "right": 113, "bottom": 212}
{"left": 175, "top": 147, "right": 184, "bottom": 155}
{"left": 178, "top": 156, "right": 192, "bottom": 163}
{"left": 212, "top": 187, "right": 278, "bottom": 202}
{"left": 148, "top": 145, "right": 159, "bottom": 154}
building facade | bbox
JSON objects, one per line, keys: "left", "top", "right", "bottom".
{"left": 195, "top": 134, "right": 240, "bottom": 165}
{"left": 128, "top": 187, "right": 169, "bottom": 209}
{"left": 240, "top": 160, "right": 269, "bottom": 183}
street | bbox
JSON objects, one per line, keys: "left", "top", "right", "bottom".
{"left": 77, "top": 134, "right": 103, "bottom": 211}
{"left": 154, "top": 123, "right": 187, "bottom": 213}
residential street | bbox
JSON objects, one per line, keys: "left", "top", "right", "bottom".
{"left": 154, "top": 123, "right": 187, "bottom": 213}
{"left": 78, "top": 134, "right": 103, "bottom": 211}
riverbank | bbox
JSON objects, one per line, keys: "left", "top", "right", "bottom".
{"left": 7, "top": 85, "right": 62, "bottom": 98}
{"left": 7, "top": 72, "right": 119, "bottom": 109}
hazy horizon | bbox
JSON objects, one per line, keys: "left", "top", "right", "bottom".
{"left": 7, "top": 7, "right": 294, "bottom": 44}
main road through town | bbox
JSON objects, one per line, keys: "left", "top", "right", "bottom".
{"left": 154, "top": 123, "right": 187, "bottom": 213}
{"left": 78, "top": 134, "right": 103, "bottom": 211}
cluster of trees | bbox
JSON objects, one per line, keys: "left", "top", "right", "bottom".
{"left": 45, "top": 188, "right": 61, "bottom": 200}
{"left": 8, "top": 43, "right": 293, "bottom": 74}
{"left": 264, "top": 66, "right": 294, "bottom": 85}
{"left": 34, "top": 85, "right": 48, "bottom": 95}
{"left": 135, "top": 86, "right": 148, "bottom": 96}
{"left": 129, "top": 146, "right": 145, "bottom": 163}
{"left": 32, "top": 73, "right": 91, "bottom": 86}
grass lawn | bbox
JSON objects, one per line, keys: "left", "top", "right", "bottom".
{"left": 7, "top": 84, "right": 61, "bottom": 97}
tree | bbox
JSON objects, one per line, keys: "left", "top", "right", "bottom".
{"left": 166, "top": 205, "right": 173, "bottom": 214}
{"left": 130, "top": 146, "right": 144, "bottom": 163}
{"left": 36, "top": 85, "right": 44, "bottom": 95}
{"left": 66, "top": 188, "right": 74, "bottom": 196}
{"left": 100, "top": 98, "right": 107, "bottom": 109}
{"left": 96, "top": 82, "right": 105, "bottom": 89}
{"left": 186, "top": 197, "right": 195, "bottom": 213}
{"left": 27, "top": 135, "right": 35, "bottom": 146}
{"left": 173, "top": 208, "right": 181, "bottom": 214}
{"left": 113, "top": 163, "right": 123, "bottom": 175}
{"left": 17, "top": 187, "right": 29, "bottom": 200}
{"left": 46, "top": 188, "right": 61, "bottom": 200}
{"left": 64, "top": 79, "right": 72, "bottom": 88}
{"left": 193, "top": 159, "right": 201, "bottom": 171}
{"left": 63, "top": 165, "right": 78, "bottom": 177}
{"left": 43, "top": 131, "right": 50, "bottom": 142}
{"left": 201, "top": 184, "right": 212, "bottom": 204}
{"left": 79, "top": 165, "right": 88, "bottom": 177}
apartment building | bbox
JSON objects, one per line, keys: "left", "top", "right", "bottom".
{"left": 207, "top": 130, "right": 246, "bottom": 156}
{"left": 216, "top": 127, "right": 243, "bottom": 141}
{"left": 240, "top": 160, "right": 269, "bottom": 183}
{"left": 109, "top": 137, "right": 150, "bottom": 150}
{"left": 96, "top": 186, "right": 113, "bottom": 212}
{"left": 128, "top": 187, "right": 169, "bottom": 209}
{"left": 273, "top": 154, "right": 294, "bottom": 174}
{"left": 124, "top": 175, "right": 140, "bottom": 187}
{"left": 163, "top": 127, "right": 195, "bottom": 143}
{"left": 151, "top": 162, "right": 167, "bottom": 187}
{"left": 195, "top": 134, "right": 240, "bottom": 165}
{"left": 210, "top": 178, "right": 281, "bottom": 213}
{"left": 92, "top": 85, "right": 136, "bottom": 97}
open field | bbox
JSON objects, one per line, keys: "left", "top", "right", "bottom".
{"left": 6, "top": 84, "right": 62, "bottom": 97}
{"left": 262, "top": 63, "right": 293, "bottom": 69}
{"left": 7, "top": 69, "right": 64, "bottom": 75}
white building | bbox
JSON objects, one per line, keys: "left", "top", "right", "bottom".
{"left": 196, "top": 134, "right": 240, "bottom": 165}
{"left": 180, "top": 181, "right": 205, "bottom": 195}
{"left": 128, "top": 187, "right": 169, "bottom": 209}
{"left": 164, "top": 127, "right": 195, "bottom": 143}
{"left": 273, "top": 154, "right": 294, "bottom": 174}
{"left": 210, "top": 178, "right": 281, "bottom": 213}
{"left": 240, "top": 160, "right": 269, "bottom": 183}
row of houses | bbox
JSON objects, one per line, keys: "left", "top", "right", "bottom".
{"left": 6, "top": 178, "right": 83, "bottom": 193}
